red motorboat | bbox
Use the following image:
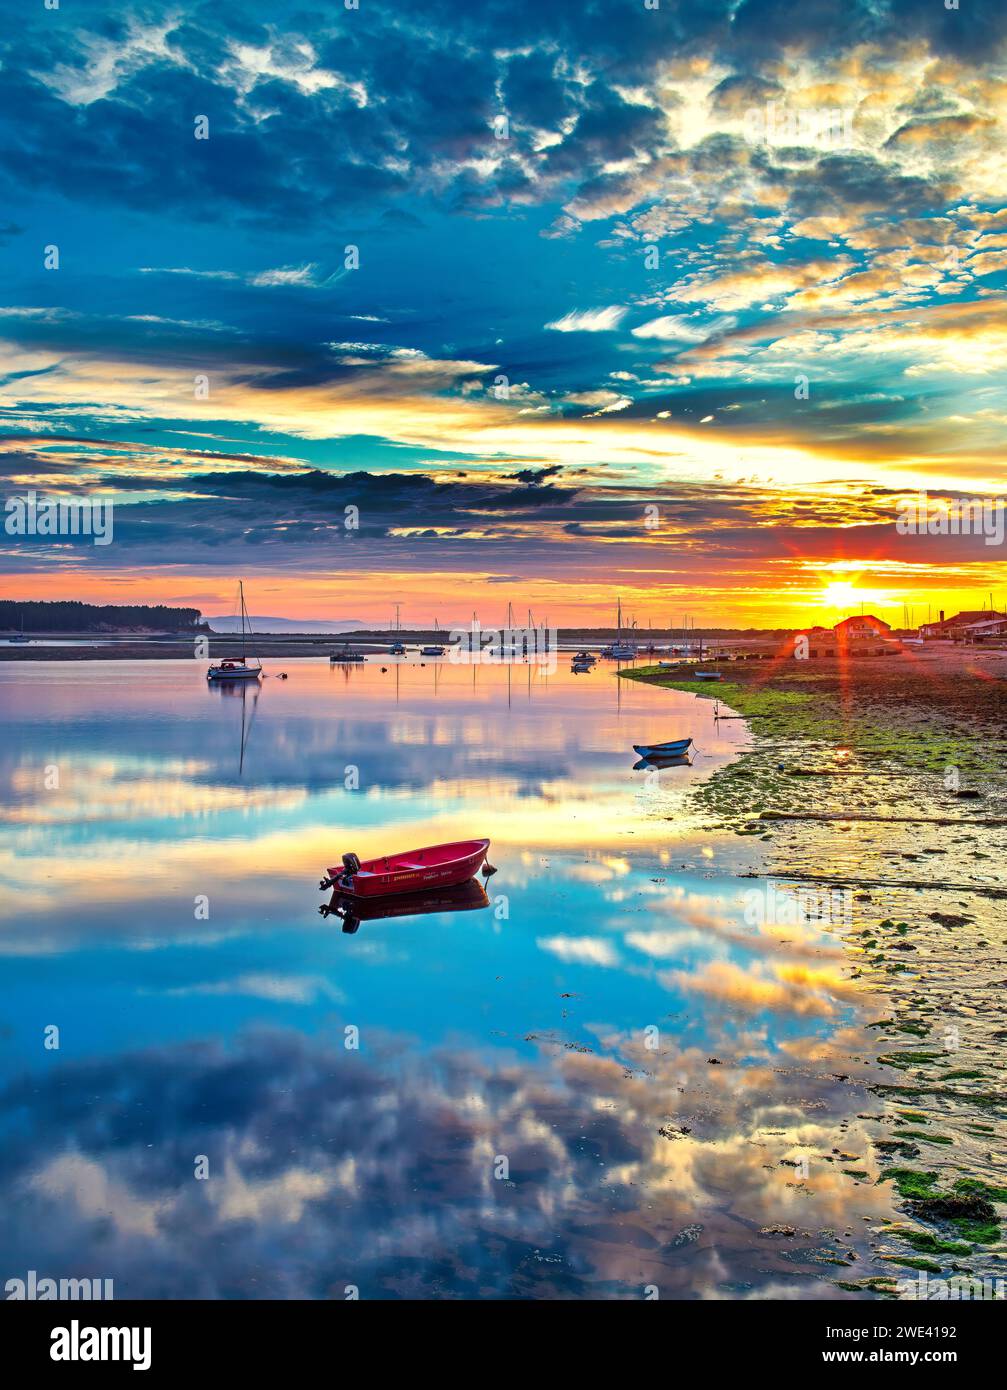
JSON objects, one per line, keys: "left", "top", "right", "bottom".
{"left": 320, "top": 838, "right": 491, "bottom": 898}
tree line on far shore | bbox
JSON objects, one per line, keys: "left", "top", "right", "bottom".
{"left": 0, "top": 601, "right": 207, "bottom": 634}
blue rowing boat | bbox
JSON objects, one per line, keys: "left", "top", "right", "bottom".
{"left": 632, "top": 737, "right": 693, "bottom": 758}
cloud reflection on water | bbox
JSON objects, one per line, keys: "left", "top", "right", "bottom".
{"left": 0, "top": 661, "right": 894, "bottom": 1297}
{"left": 1, "top": 1024, "right": 897, "bottom": 1300}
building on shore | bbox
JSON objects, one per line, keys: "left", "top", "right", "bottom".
{"left": 787, "top": 614, "right": 897, "bottom": 659}
{"left": 962, "top": 616, "right": 1007, "bottom": 643}
{"left": 831, "top": 614, "right": 893, "bottom": 641}
{"left": 918, "top": 610, "right": 1006, "bottom": 641}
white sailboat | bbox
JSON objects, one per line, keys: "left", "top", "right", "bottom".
{"left": 600, "top": 597, "right": 635, "bottom": 659}
{"left": 9, "top": 611, "right": 31, "bottom": 644}
{"left": 207, "top": 582, "right": 263, "bottom": 681}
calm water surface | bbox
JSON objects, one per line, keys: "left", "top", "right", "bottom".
{"left": 0, "top": 659, "right": 886, "bottom": 1298}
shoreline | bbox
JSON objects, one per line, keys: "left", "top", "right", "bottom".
{"left": 623, "top": 655, "right": 1007, "bottom": 1296}
{"left": 3, "top": 638, "right": 1004, "bottom": 665}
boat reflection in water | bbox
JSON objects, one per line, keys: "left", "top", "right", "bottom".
{"left": 320, "top": 878, "right": 491, "bottom": 934}
{"left": 205, "top": 677, "right": 259, "bottom": 775}
{"left": 632, "top": 752, "right": 693, "bottom": 771}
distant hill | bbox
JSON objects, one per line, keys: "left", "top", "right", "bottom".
{"left": 0, "top": 600, "right": 205, "bottom": 634}
{"left": 206, "top": 615, "right": 366, "bottom": 634}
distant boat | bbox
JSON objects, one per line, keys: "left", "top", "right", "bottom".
{"left": 600, "top": 596, "right": 635, "bottom": 659}
{"left": 421, "top": 618, "right": 446, "bottom": 657}
{"left": 320, "top": 838, "right": 491, "bottom": 898}
{"left": 389, "top": 641, "right": 406, "bottom": 655}
{"left": 572, "top": 651, "right": 596, "bottom": 663}
{"left": 207, "top": 583, "right": 262, "bottom": 681}
{"left": 694, "top": 671, "right": 723, "bottom": 681}
{"left": 330, "top": 644, "right": 366, "bottom": 663}
{"left": 633, "top": 737, "right": 693, "bottom": 758}
{"left": 9, "top": 612, "right": 30, "bottom": 644}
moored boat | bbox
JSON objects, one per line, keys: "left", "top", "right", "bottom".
{"left": 600, "top": 596, "right": 635, "bottom": 659}
{"left": 632, "top": 737, "right": 693, "bottom": 758}
{"left": 694, "top": 670, "right": 723, "bottom": 681}
{"left": 207, "top": 657, "right": 262, "bottom": 681}
{"left": 320, "top": 837, "right": 491, "bottom": 897}
{"left": 421, "top": 619, "right": 446, "bottom": 656}
{"left": 208, "top": 582, "right": 262, "bottom": 681}
{"left": 330, "top": 645, "right": 366, "bottom": 663}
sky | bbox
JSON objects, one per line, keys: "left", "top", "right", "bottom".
{"left": 1, "top": 0, "right": 1006, "bottom": 628}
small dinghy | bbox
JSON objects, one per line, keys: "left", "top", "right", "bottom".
{"left": 320, "top": 837, "right": 491, "bottom": 897}
{"left": 632, "top": 737, "right": 693, "bottom": 758}
{"left": 694, "top": 671, "right": 723, "bottom": 681}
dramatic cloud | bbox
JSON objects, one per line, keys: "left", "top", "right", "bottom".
{"left": 0, "top": 0, "right": 1004, "bottom": 623}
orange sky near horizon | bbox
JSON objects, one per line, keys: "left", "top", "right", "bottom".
{"left": 3, "top": 567, "right": 1003, "bottom": 631}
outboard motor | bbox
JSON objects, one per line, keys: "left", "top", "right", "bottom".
{"left": 342, "top": 852, "right": 361, "bottom": 875}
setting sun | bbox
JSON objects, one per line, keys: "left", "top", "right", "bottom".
{"left": 817, "top": 580, "right": 894, "bottom": 613}
{"left": 820, "top": 582, "right": 863, "bottom": 609}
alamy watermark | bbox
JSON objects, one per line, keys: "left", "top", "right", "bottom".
{"left": 897, "top": 1270, "right": 1004, "bottom": 1301}
{"left": 449, "top": 621, "right": 558, "bottom": 673}
{"left": 744, "top": 103, "right": 855, "bottom": 150}
{"left": 743, "top": 881, "right": 853, "bottom": 929}
{"left": 6, "top": 1270, "right": 113, "bottom": 1300}
{"left": 896, "top": 490, "right": 1005, "bottom": 546}
{"left": 4, "top": 490, "right": 114, "bottom": 546}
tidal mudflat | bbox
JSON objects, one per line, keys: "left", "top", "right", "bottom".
{"left": 626, "top": 647, "right": 1007, "bottom": 1297}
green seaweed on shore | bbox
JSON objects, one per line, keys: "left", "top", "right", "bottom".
{"left": 877, "top": 1052, "right": 943, "bottom": 1069}
{"left": 882, "top": 1256, "right": 943, "bottom": 1273}
{"left": 954, "top": 1178, "right": 1007, "bottom": 1202}
{"left": 899, "top": 1230, "right": 973, "bottom": 1257}
{"left": 878, "top": 1168, "right": 940, "bottom": 1199}
{"left": 834, "top": 1277, "right": 900, "bottom": 1297}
